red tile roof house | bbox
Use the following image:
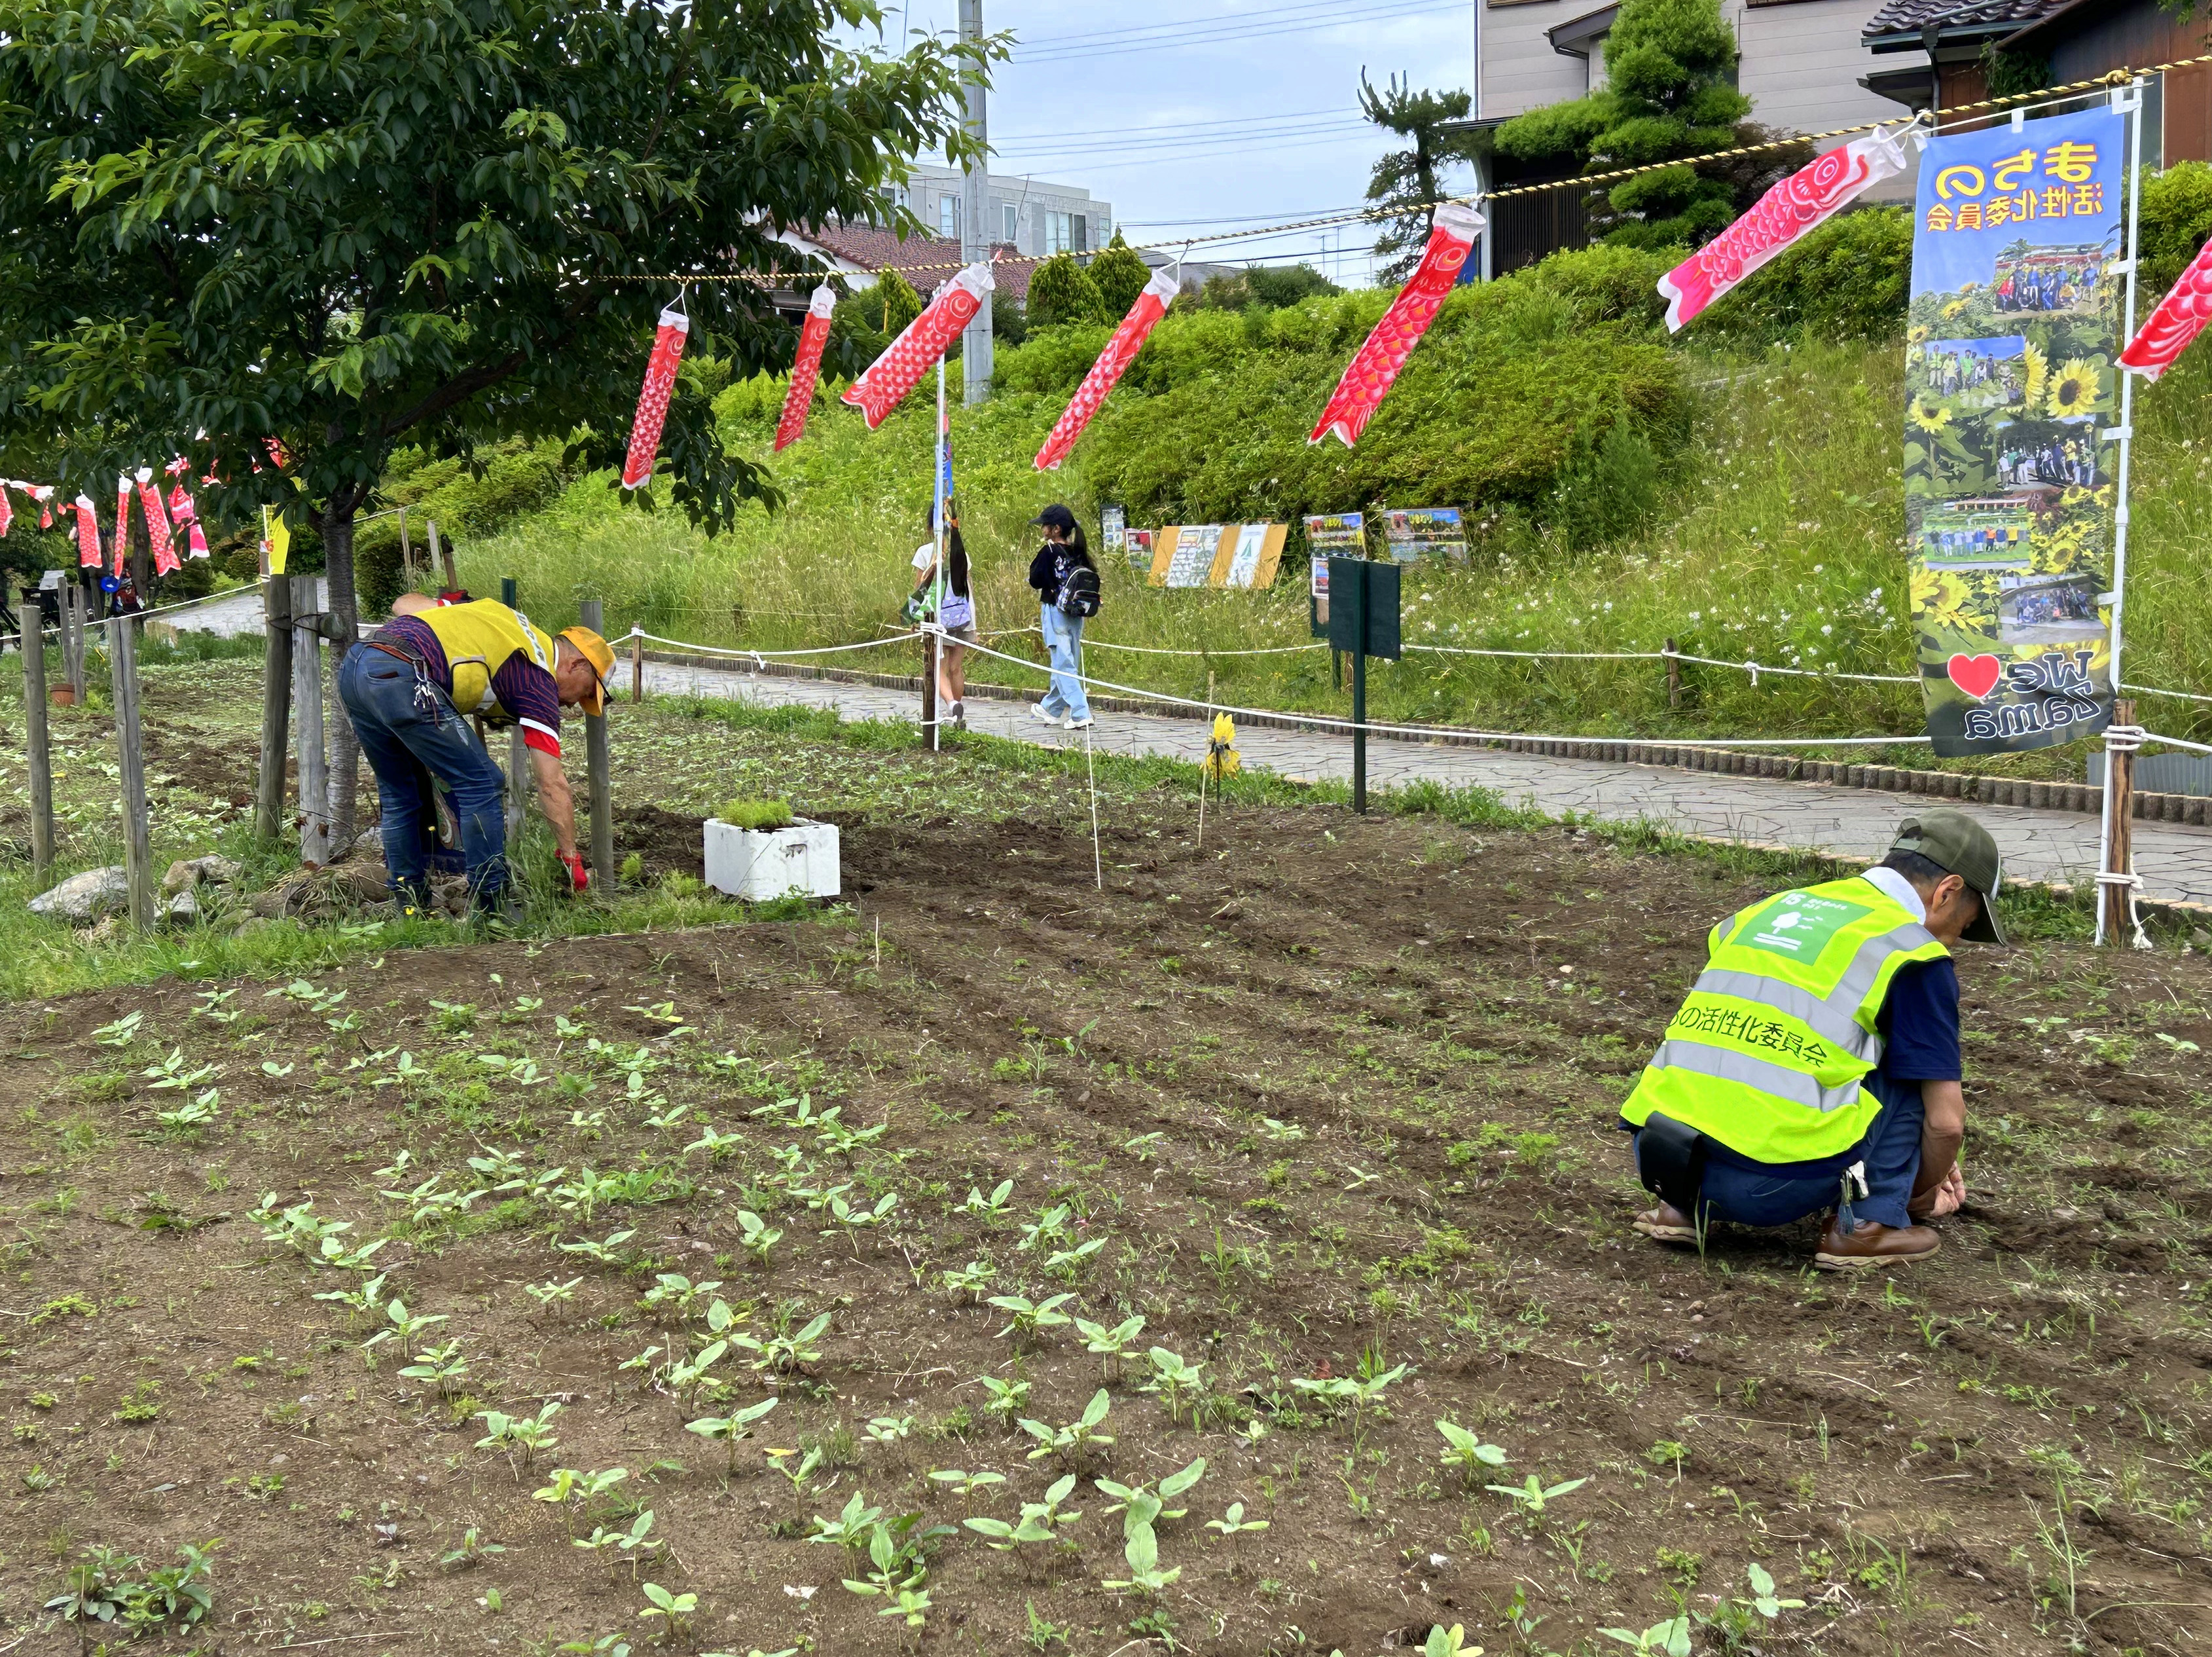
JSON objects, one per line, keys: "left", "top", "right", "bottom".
{"left": 769, "top": 222, "right": 1040, "bottom": 309}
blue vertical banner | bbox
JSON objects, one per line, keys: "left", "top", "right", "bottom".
{"left": 1906, "top": 106, "right": 2124, "bottom": 756}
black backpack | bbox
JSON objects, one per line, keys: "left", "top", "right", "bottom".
{"left": 1055, "top": 562, "right": 1101, "bottom": 619}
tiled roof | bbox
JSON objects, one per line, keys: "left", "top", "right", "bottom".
{"left": 793, "top": 222, "right": 1040, "bottom": 303}
{"left": 1862, "top": 0, "right": 2066, "bottom": 40}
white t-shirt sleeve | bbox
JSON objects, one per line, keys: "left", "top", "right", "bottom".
{"left": 912, "top": 543, "right": 936, "bottom": 571}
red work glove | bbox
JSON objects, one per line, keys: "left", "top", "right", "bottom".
{"left": 560, "top": 852, "right": 589, "bottom": 895}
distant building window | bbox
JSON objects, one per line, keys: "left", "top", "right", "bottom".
{"left": 1002, "top": 202, "right": 1018, "bottom": 242}
{"left": 1073, "top": 215, "right": 1089, "bottom": 254}
{"left": 938, "top": 195, "right": 960, "bottom": 238}
{"left": 1097, "top": 213, "right": 1111, "bottom": 244}
{"left": 1045, "top": 211, "right": 1071, "bottom": 255}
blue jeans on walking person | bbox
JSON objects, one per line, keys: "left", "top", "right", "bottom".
{"left": 338, "top": 646, "right": 508, "bottom": 907}
{"left": 1038, "top": 604, "right": 1090, "bottom": 723}
{"left": 1633, "top": 1081, "right": 1925, "bottom": 1234}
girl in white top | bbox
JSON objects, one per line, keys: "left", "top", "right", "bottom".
{"left": 911, "top": 509, "right": 975, "bottom": 726}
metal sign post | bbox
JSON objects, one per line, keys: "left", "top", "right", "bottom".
{"left": 1327, "top": 556, "right": 1401, "bottom": 813}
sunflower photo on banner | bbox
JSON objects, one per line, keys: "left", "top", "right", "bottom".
{"left": 1906, "top": 105, "right": 2124, "bottom": 756}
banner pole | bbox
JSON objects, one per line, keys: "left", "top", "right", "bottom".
{"left": 2096, "top": 74, "right": 2149, "bottom": 947}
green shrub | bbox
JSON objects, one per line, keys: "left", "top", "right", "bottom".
{"left": 717, "top": 797, "right": 794, "bottom": 830}
{"left": 1028, "top": 254, "right": 1106, "bottom": 326}
{"left": 715, "top": 370, "right": 788, "bottom": 430}
{"left": 1084, "top": 264, "right": 1689, "bottom": 526}
{"left": 1692, "top": 205, "right": 1913, "bottom": 342}
{"left": 2140, "top": 160, "right": 2212, "bottom": 299}
{"left": 1089, "top": 234, "right": 1153, "bottom": 317}
{"left": 995, "top": 323, "right": 1113, "bottom": 397}
{"left": 355, "top": 439, "right": 568, "bottom": 615}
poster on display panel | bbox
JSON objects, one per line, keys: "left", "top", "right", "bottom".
{"left": 1906, "top": 104, "right": 2125, "bottom": 756}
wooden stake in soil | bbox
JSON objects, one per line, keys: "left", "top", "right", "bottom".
{"left": 399, "top": 506, "right": 413, "bottom": 594}
{"left": 1197, "top": 668, "right": 1214, "bottom": 852}
{"left": 580, "top": 598, "right": 615, "bottom": 886}
{"left": 18, "top": 587, "right": 54, "bottom": 881}
{"left": 291, "top": 574, "right": 331, "bottom": 864}
{"left": 255, "top": 573, "right": 295, "bottom": 843}
{"left": 631, "top": 627, "right": 644, "bottom": 704}
{"left": 922, "top": 628, "right": 939, "bottom": 754}
{"left": 431, "top": 519, "right": 458, "bottom": 592}
{"left": 63, "top": 577, "right": 87, "bottom": 700}
{"left": 2098, "top": 697, "right": 2142, "bottom": 947}
{"left": 1665, "top": 638, "right": 1682, "bottom": 711}
{"left": 107, "top": 613, "right": 156, "bottom": 932}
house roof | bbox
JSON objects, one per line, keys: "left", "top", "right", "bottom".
{"left": 787, "top": 222, "right": 1042, "bottom": 303}
{"left": 1862, "top": 0, "right": 2066, "bottom": 45}
{"left": 1548, "top": 3, "right": 1618, "bottom": 56}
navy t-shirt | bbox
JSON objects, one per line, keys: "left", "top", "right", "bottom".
{"left": 1701, "top": 956, "right": 1961, "bottom": 1174}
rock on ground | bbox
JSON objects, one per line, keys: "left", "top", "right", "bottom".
{"left": 28, "top": 867, "right": 131, "bottom": 924}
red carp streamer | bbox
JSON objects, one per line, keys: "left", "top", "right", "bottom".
{"left": 1309, "top": 202, "right": 1484, "bottom": 448}
{"left": 774, "top": 285, "right": 838, "bottom": 453}
{"left": 622, "top": 302, "right": 690, "bottom": 490}
{"left": 841, "top": 263, "right": 993, "bottom": 431}
{"left": 1036, "top": 266, "right": 1181, "bottom": 472}
{"left": 2120, "top": 236, "right": 2212, "bottom": 380}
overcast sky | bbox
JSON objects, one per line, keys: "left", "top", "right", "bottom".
{"left": 871, "top": 1, "right": 1480, "bottom": 284}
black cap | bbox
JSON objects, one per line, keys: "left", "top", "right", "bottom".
{"left": 1892, "top": 808, "right": 2006, "bottom": 944}
{"left": 1031, "top": 503, "right": 1078, "bottom": 532}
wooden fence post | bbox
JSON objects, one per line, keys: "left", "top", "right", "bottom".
{"left": 399, "top": 506, "right": 414, "bottom": 594}
{"left": 292, "top": 574, "right": 329, "bottom": 864}
{"left": 107, "top": 614, "right": 156, "bottom": 931}
{"left": 255, "top": 574, "right": 295, "bottom": 842}
{"left": 63, "top": 578, "right": 86, "bottom": 700}
{"left": 499, "top": 576, "right": 528, "bottom": 838}
{"left": 1665, "top": 638, "right": 1682, "bottom": 711}
{"left": 921, "top": 630, "right": 939, "bottom": 753}
{"left": 580, "top": 598, "right": 615, "bottom": 886}
{"left": 630, "top": 627, "right": 644, "bottom": 704}
{"left": 19, "top": 587, "right": 54, "bottom": 883}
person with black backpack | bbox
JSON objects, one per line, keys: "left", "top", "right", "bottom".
{"left": 1025, "top": 503, "right": 1099, "bottom": 731}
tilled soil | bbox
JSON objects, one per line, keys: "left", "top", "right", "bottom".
{"left": 1, "top": 800, "right": 2207, "bottom": 1656}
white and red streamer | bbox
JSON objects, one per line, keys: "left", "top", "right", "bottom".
{"left": 1309, "top": 202, "right": 1485, "bottom": 449}
{"left": 1657, "top": 124, "right": 1923, "bottom": 334}
{"left": 842, "top": 263, "right": 993, "bottom": 431}
{"left": 1036, "top": 266, "right": 1182, "bottom": 472}
{"left": 2120, "top": 235, "right": 2212, "bottom": 380}
{"left": 136, "top": 468, "right": 179, "bottom": 575}
{"left": 71, "top": 495, "right": 101, "bottom": 568}
{"left": 622, "top": 302, "right": 690, "bottom": 490}
{"left": 774, "top": 284, "right": 838, "bottom": 454}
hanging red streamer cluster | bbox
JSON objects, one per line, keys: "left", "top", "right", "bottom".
{"left": 166, "top": 467, "right": 209, "bottom": 558}
{"left": 1035, "top": 267, "right": 1182, "bottom": 473}
{"left": 2120, "top": 236, "right": 2212, "bottom": 380}
{"left": 1309, "top": 203, "right": 1485, "bottom": 449}
{"left": 623, "top": 302, "right": 690, "bottom": 490}
{"left": 136, "top": 469, "right": 180, "bottom": 575}
{"left": 774, "top": 285, "right": 839, "bottom": 454}
{"left": 0, "top": 486, "right": 11, "bottom": 540}
{"left": 841, "top": 264, "right": 993, "bottom": 431}
{"left": 1657, "top": 125, "right": 1922, "bottom": 333}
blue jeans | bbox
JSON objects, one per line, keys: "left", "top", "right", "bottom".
{"left": 1039, "top": 605, "right": 1090, "bottom": 723}
{"left": 338, "top": 646, "right": 507, "bottom": 905}
{"left": 1633, "top": 1082, "right": 1925, "bottom": 1233}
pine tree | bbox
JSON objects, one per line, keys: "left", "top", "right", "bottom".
{"left": 1358, "top": 73, "right": 1481, "bottom": 285}
{"left": 1028, "top": 253, "right": 1106, "bottom": 327}
{"left": 1495, "top": 0, "right": 1774, "bottom": 249}
{"left": 1089, "top": 233, "right": 1153, "bottom": 318}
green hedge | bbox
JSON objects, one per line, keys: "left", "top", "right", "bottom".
{"left": 355, "top": 439, "right": 570, "bottom": 614}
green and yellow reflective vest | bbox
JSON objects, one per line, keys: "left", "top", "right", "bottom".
{"left": 1619, "top": 877, "right": 1950, "bottom": 1165}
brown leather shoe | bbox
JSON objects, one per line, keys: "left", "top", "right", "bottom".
{"left": 1633, "top": 1201, "right": 1698, "bottom": 1245}
{"left": 1814, "top": 1216, "right": 1940, "bottom": 1271}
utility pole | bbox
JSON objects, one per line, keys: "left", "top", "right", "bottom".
{"left": 958, "top": 0, "right": 992, "bottom": 405}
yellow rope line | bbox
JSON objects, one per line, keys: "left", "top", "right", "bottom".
{"left": 605, "top": 54, "right": 2211, "bottom": 289}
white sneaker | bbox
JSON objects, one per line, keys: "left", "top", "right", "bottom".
{"left": 1030, "top": 703, "right": 1059, "bottom": 724}
{"left": 1064, "top": 715, "right": 1094, "bottom": 731}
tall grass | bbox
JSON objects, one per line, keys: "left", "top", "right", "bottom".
{"left": 453, "top": 331, "right": 2212, "bottom": 776}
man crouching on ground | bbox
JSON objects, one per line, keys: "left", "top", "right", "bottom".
{"left": 338, "top": 592, "right": 615, "bottom": 915}
{"left": 1618, "top": 809, "right": 2004, "bottom": 1270}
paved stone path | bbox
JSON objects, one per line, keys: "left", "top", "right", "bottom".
{"left": 642, "top": 657, "right": 2212, "bottom": 910}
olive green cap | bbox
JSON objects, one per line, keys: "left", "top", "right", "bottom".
{"left": 1892, "top": 808, "right": 2005, "bottom": 944}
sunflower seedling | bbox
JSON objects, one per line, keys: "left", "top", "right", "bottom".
{"left": 964, "top": 1180, "right": 1015, "bottom": 1220}
{"left": 1205, "top": 1500, "right": 1269, "bottom": 1567}
{"left": 1098, "top": 1457, "right": 1207, "bottom": 1537}
{"left": 1102, "top": 1523, "right": 1180, "bottom": 1596}
{"left": 736, "top": 1209, "right": 782, "bottom": 1262}
{"left": 524, "top": 1277, "right": 583, "bottom": 1314}
{"left": 1436, "top": 1419, "right": 1510, "bottom": 1485}
{"left": 965, "top": 1473, "right": 1081, "bottom": 1551}
{"left": 475, "top": 1402, "right": 562, "bottom": 1468}
{"left": 927, "top": 1468, "right": 1006, "bottom": 1501}
{"left": 990, "top": 1293, "right": 1075, "bottom": 1345}
{"left": 864, "top": 1414, "right": 918, "bottom": 1445}
{"left": 1017, "top": 1205, "right": 1077, "bottom": 1253}
{"left": 1074, "top": 1315, "right": 1146, "bottom": 1381}
{"left": 941, "top": 1260, "right": 997, "bottom": 1302}
{"left": 1601, "top": 1616, "right": 1690, "bottom": 1656}
{"left": 1043, "top": 1237, "right": 1106, "bottom": 1283}
{"left": 397, "top": 1339, "right": 472, "bottom": 1396}
{"left": 979, "top": 1375, "right": 1031, "bottom": 1427}
{"left": 685, "top": 1397, "right": 780, "bottom": 1474}
{"left": 95, "top": 1011, "right": 147, "bottom": 1046}
{"left": 1487, "top": 1472, "right": 1588, "bottom": 1525}
{"left": 638, "top": 1582, "right": 696, "bottom": 1643}
{"left": 1140, "top": 1347, "right": 1206, "bottom": 1425}
{"left": 1019, "top": 1388, "right": 1115, "bottom": 1464}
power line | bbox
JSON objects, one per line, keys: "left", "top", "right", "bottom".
{"left": 1016, "top": 0, "right": 1460, "bottom": 63}
{"left": 992, "top": 118, "right": 1373, "bottom": 163}
{"left": 1015, "top": 0, "right": 1436, "bottom": 50}
{"left": 992, "top": 107, "right": 1366, "bottom": 145}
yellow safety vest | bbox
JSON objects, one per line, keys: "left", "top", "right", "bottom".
{"left": 1618, "top": 877, "right": 1950, "bottom": 1164}
{"left": 414, "top": 601, "right": 553, "bottom": 722}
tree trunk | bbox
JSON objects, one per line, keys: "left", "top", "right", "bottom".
{"left": 321, "top": 498, "right": 362, "bottom": 853}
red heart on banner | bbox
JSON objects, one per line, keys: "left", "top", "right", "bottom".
{"left": 1946, "top": 653, "right": 2003, "bottom": 701}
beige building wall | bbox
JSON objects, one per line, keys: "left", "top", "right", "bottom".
{"left": 1479, "top": 0, "right": 1591, "bottom": 120}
